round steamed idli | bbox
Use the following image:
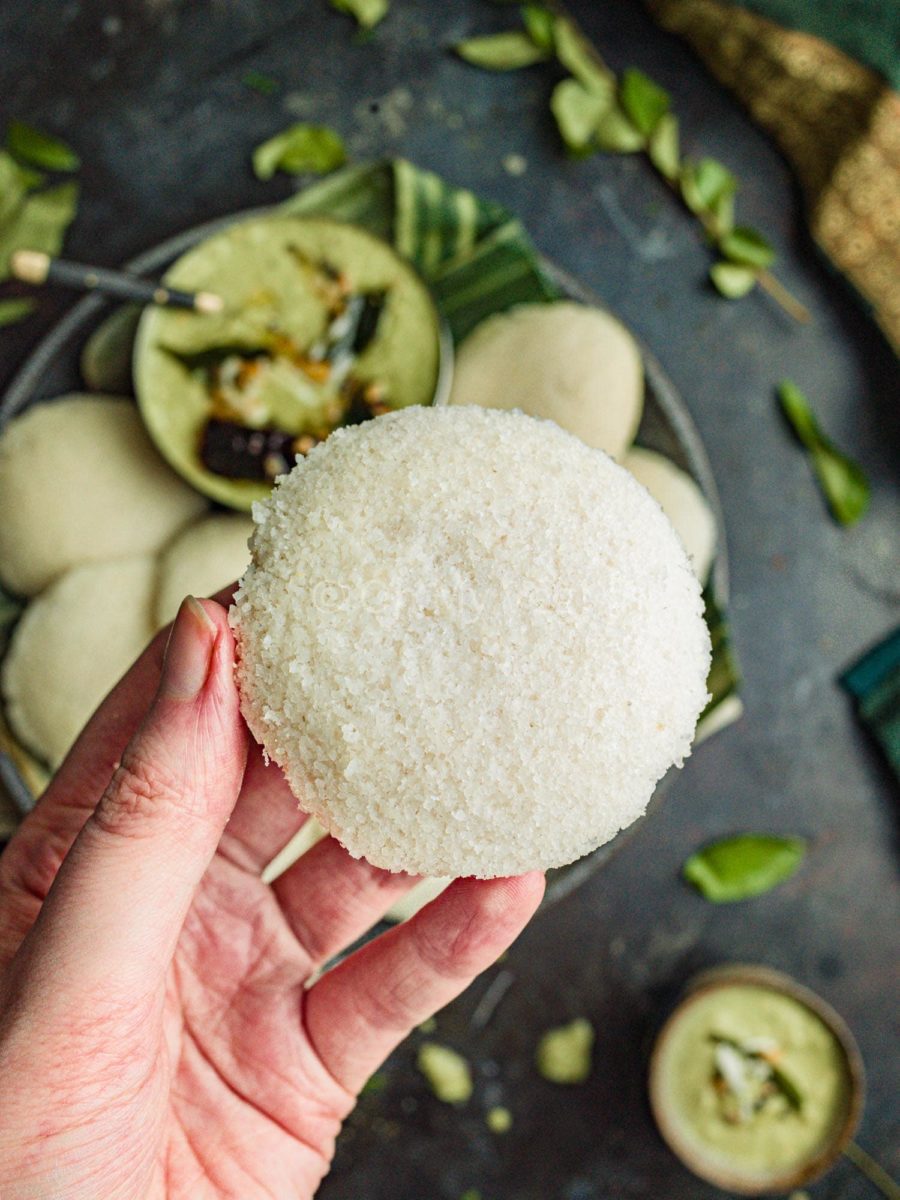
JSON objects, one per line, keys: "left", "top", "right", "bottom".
{"left": 448, "top": 302, "right": 643, "bottom": 460}
{"left": 155, "top": 513, "right": 255, "bottom": 627}
{"left": 1, "top": 557, "right": 157, "bottom": 768}
{"left": 624, "top": 447, "right": 717, "bottom": 583}
{"left": 231, "top": 405, "right": 710, "bottom": 879}
{"left": 0, "top": 395, "right": 206, "bottom": 596}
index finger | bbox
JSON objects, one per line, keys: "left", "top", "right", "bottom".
{"left": 0, "top": 584, "right": 239, "bottom": 964}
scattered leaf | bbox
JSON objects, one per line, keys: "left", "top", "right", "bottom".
{"left": 619, "top": 67, "right": 670, "bottom": 137}
{"left": 720, "top": 225, "right": 776, "bottom": 269}
{"left": 329, "top": 0, "right": 388, "bottom": 30}
{"left": 6, "top": 120, "right": 80, "bottom": 172}
{"left": 683, "top": 834, "right": 806, "bottom": 902}
{"left": 0, "top": 297, "right": 37, "bottom": 327}
{"left": 80, "top": 303, "right": 141, "bottom": 392}
{"left": 243, "top": 69, "right": 279, "bottom": 95}
{"left": 0, "top": 180, "right": 79, "bottom": 280}
{"left": 550, "top": 78, "right": 611, "bottom": 153}
{"left": 778, "top": 379, "right": 870, "bottom": 525}
{"left": 648, "top": 112, "right": 680, "bottom": 180}
{"left": 681, "top": 156, "right": 737, "bottom": 215}
{"left": 535, "top": 1017, "right": 594, "bottom": 1084}
{"left": 360, "top": 1070, "right": 388, "bottom": 1095}
{"left": 594, "top": 105, "right": 646, "bottom": 153}
{"left": 0, "top": 152, "right": 30, "bottom": 229}
{"left": 486, "top": 1105, "right": 513, "bottom": 1133}
{"left": 708, "top": 188, "right": 735, "bottom": 238}
{"left": 710, "top": 261, "right": 757, "bottom": 298}
{"left": 552, "top": 16, "right": 613, "bottom": 93}
{"left": 252, "top": 124, "right": 346, "bottom": 181}
{"left": 521, "top": 3, "right": 555, "bottom": 52}
{"left": 455, "top": 31, "right": 549, "bottom": 70}
{"left": 417, "top": 1042, "right": 473, "bottom": 1104}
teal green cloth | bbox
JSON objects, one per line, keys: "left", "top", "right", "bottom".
{"left": 842, "top": 628, "right": 900, "bottom": 782}
{"left": 736, "top": 0, "right": 900, "bottom": 87}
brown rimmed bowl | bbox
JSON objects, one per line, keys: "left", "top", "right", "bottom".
{"left": 648, "top": 964, "right": 865, "bottom": 1195}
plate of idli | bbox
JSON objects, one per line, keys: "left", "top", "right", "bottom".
{"left": 0, "top": 188, "right": 738, "bottom": 911}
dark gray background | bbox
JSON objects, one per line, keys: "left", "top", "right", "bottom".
{"left": 1, "top": 2, "right": 897, "bottom": 1197}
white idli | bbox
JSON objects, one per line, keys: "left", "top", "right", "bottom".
{"left": 448, "top": 302, "right": 643, "bottom": 460}
{"left": 1, "top": 557, "right": 157, "bottom": 768}
{"left": 155, "top": 513, "right": 254, "bottom": 627}
{"left": 231, "top": 405, "right": 710, "bottom": 879}
{"left": 624, "top": 447, "right": 717, "bottom": 583}
{"left": 0, "top": 395, "right": 206, "bottom": 596}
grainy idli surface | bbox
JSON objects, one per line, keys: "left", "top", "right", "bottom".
{"left": 231, "top": 406, "right": 710, "bottom": 878}
{"left": 624, "top": 447, "right": 717, "bottom": 583}
{"left": 1, "top": 557, "right": 157, "bottom": 768}
{"left": 0, "top": 395, "right": 206, "bottom": 596}
{"left": 448, "top": 302, "right": 643, "bottom": 460}
{"left": 155, "top": 513, "right": 254, "bottom": 626}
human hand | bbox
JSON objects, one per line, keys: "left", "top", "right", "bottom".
{"left": 0, "top": 595, "right": 544, "bottom": 1199}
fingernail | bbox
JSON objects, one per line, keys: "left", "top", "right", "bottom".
{"left": 159, "top": 596, "right": 217, "bottom": 700}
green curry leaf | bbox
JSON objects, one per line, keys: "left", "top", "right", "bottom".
{"left": 521, "top": 4, "right": 556, "bottom": 52}
{"left": 252, "top": 124, "right": 346, "bottom": 181}
{"left": 6, "top": 120, "right": 80, "bottom": 172}
{"left": 683, "top": 834, "right": 806, "bottom": 902}
{"left": 710, "top": 261, "right": 757, "bottom": 298}
{"left": 0, "top": 297, "right": 37, "bottom": 327}
{"left": 594, "top": 105, "right": 646, "bottom": 153}
{"left": 778, "top": 379, "right": 870, "bottom": 525}
{"left": 552, "top": 16, "right": 613, "bottom": 92}
{"left": 720, "top": 225, "right": 776, "bottom": 269}
{"left": 242, "top": 70, "right": 280, "bottom": 96}
{"left": 455, "top": 31, "right": 549, "bottom": 70}
{"left": 647, "top": 112, "right": 680, "bottom": 180}
{"left": 329, "top": 0, "right": 388, "bottom": 30}
{"left": 0, "top": 179, "right": 79, "bottom": 281}
{"left": 619, "top": 67, "right": 670, "bottom": 137}
{"left": 681, "top": 157, "right": 737, "bottom": 215}
{"left": 550, "top": 78, "right": 612, "bottom": 153}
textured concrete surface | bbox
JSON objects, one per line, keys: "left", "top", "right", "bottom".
{"left": 0, "top": 2, "right": 897, "bottom": 1197}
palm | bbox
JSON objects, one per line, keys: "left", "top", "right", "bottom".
{"left": 158, "top": 859, "right": 348, "bottom": 1197}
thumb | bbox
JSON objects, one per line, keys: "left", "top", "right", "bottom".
{"left": 14, "top": 597, "right": 248, "bottom": 1000}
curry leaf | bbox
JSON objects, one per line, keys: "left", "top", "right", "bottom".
{"left": 619, "top": 67, "right": 670, "bottom": 137}
{"left": 594, "top": 106, "right": 646, "bottom": 153}
{"left": 683, "top": 834, "right": 806, "bottom": 902}
{"left": 0, "top": 297, "right": 36, "bottom": 327}
{"left": 0, "top": 152, "right": 29, "bottom": 229}
{"left": 552, "top": 16, "right": 613, "bottom": 93}
{"left": 252, "top": 124, "right": 346, "bottom": 181}
{"left": 710, "top": 261, "right": 756, "bottom": 298}
{"left": 681, "top": 157, "right": 737, "bottom": 215}
{"left": 720, "top": 225, "right": 776, "bottom": 269}
{"left": 550, "top": 78, "right": 612, "bottom": 153}
{"left": 647, "top": 113, "right": 680, "bottom": 180}
{"left": 6, "top": 120, "right": 80, "bottom": 172}
{"left": 0, "top": 180, "right": 79, "bottom": 281}
{"left": 455, "top": 31, "right": 548, "bottom": 70}
{"left": 778, "top": 379, "right": 870, "bottom": 525}
{"left": 521, "top": 4, "right": 555, "bottom": 52}
{"left": 243, "top": 70, "right": 279, "bottom": 96}
{"left": 329, "top": 0, "right": 388, "bottom": 30}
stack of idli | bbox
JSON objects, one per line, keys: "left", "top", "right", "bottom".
{"left": 0, "top": 396, "right": 254, "bottom": 770}
{"left": 449, "top": 301, "right": 717, "bottom": 584}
